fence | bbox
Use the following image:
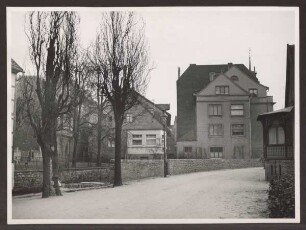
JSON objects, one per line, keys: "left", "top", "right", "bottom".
{"left": 13, "top": 156, "right": 105, "bottom": 170}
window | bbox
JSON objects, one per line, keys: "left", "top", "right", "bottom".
{"left": 146, "top": 134, "right": 157, "bottom": 146}
{"left": 215, "top": 86, "right": 229, "bottom": 95}
{"left": 107, "top": 138, "right": 115, "bottom": 147}
{"left": 231, "top": 75, "right": 238, "bottom": 81}
{"left": 231, "top": 104, "right": 244, "bottom": 116}
{"left": 132, "top": 134, "right": 142, "bottom": 145}
{"left": 210, "top": 147, "right": 223, "bottom": 158}
{"left": 209, "top": 124, "right": 223, "bottom": 136}
{"left": 232, "top": 124, "right": 245, "bottom": 136}
{"left": 268, "top": 126, "right": 285, "bottom": 145}
{"left": 209, "top": 104, "right": 222, "bottom": 116}
{"left": 148, "top": 108, "right": 154, "bottom": 114}
{"left": 234, "top": 146, "right": 245, "bottom": 159}
{"left": 249, "top": 88, "right": 258, "bottom": 96}
{"left": 184, "top": 146, "right": 192, "bottom": 153}
{"left": 209, "top": 72, "right": 216, "bottom": 81}
{"left": 126, "top": 114, "right": 133, "bottom": 123}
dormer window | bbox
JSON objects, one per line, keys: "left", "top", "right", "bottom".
{"left": 209, "top": 72, "right": 216, "bottom": 81}
{"left": 126, "top": 113, "right": 133, "bottom": 123}
{"left": 215, "top": 86, "right": 229, "bottom": 95}
{"left": 249, "top": 88, "right": 258, "bottom": 96}
{"left": 231, "top": 75, "right": 238, "bottom": 81}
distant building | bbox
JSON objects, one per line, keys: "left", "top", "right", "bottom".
{"left": 11, "top": 59, "right": 24, "bottom": 160}
{"left": 86, "top": 93, "right": 172, "bottom": 161}
{"left": 176, "top": 62, "right": 274, "bottom": 159}
{"left": 13, "top": 74, "right": 73, "bottom": 167}
{"left": 257, "top": 44, "right": 295, "bottom": 180}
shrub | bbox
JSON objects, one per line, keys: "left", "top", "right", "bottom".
{"left": 268, "top": 174, "right": 295, "bottom": 218}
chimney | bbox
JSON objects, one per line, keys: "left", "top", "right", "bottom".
{"left": 178, "top": 67, "right": 180, "bottom": 79}
{"left": 228, "top": 63, "right": 233, "bottom": 69}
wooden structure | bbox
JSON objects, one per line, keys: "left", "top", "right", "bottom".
{"left": 257, "top": 44, "right": 295, "bottom": 180}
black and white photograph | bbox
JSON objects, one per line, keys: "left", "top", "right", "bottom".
{"left": 6, "top": 6, "right": 300, "bottom": 224}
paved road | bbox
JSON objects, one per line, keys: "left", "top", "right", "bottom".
{"left": 13, "top": 167, "right": 268, "bottom": 219}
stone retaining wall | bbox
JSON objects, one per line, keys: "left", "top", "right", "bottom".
{"left": 168, "top": 159, "right": 263, "bottom": 175}
{"left": 14, "top": 159, "right": 263, "bottom": 195}
{"left": 13, "top": 166, "right": 112, "bottom": 195}
{"left": 120, "top": 160, "right": 164, "bottom": 181}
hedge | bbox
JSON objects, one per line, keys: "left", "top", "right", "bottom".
{"left": 268, "top": 174, "right": 295, "bottom": 218}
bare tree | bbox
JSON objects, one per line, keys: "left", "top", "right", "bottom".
{"left": 24, "top": 11, "right": 80, "bottom": 197}
{"left": 70, "top": 54, "right": 92, "bottom": 167}
{"left": 89, "top": 12, "right": 151, "bottom": 186}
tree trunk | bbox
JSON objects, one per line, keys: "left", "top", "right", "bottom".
{"left": 96, "top": 122, "right": 102, "bottom": 166}
{"left": 72, "top": 136, "right": 78, "bottom": 168}
{"left": 96, "top": 86, "right": 102, "bottom": 167}
{"left": 42, "top": 152, "right": 51, "bottom": 198}
{"left": 52, "top": 153, "right": 62, "bottom": 196}
{"left": 113, "top": 115, "right": 123, "bottom": 187}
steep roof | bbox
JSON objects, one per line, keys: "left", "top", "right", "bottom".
{"left": 235, "top": 64, "right": 259, "bottom": 83}
{"left": 11, "top": 59, "right": 24, "bottom": 74}
{"left": 176, "top": 63, "right": 257, "bottom": 142}
{"left": 257, "top": 106, "right": 293, "bottom": 121}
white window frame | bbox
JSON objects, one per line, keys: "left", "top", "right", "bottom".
{"left": 210, "top": 147, "right": 223, "bottom": 158}
{"left": 209, "top": 104, "right": 222, "bottom": 116}
{"left": 230, "top": 104, "right": 244, "bottom": 116}
{"left": 209, "top": 124, "right": 223, "bottom": 137}
{"left": 126, "top": 113, "right": 133, "bottom": 123}
{"left": 215, "top": 86, "right": 229, "bottom": 95}
{"left": 146, "top": 134, "right": 157, "bottom": 146}
{"left": 268, "top": 126, "right": 285, "bottom": 145}
{"left": 184, "top": 146, "right": 192, "bottom": 154}
{"left": 132, "top": 134, "right": 142, "bottom": 146}
{"left": 231, "top": 124, "right": 245, "bottom": 136}
{"left": 249, "top": 88, "right": 258, "bottom": 96}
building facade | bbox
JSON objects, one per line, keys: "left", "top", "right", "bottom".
{"left": 177, "top": 63, "right": 274, "bottom": 159}
{"left": 84, "top": 94, "right": 172, "bottom": 161}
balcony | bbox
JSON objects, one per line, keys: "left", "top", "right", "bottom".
{"left": 266, "top": 145, "right": 293, "bottom": 159}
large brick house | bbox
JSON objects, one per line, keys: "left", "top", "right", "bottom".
{"left": 257, "top": 44, "right": 295, "bottom": 180}
{"left": 176, "top": 62, "right": 274, "bottom": 159}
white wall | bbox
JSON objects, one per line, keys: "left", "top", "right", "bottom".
{"left": 127, "top": 130, "right": 165, "bottom": 155}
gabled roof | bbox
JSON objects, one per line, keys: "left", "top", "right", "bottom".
{"left": 194, "top": 73, "right": 249, "bottom": 96}
{"left": 133, "top": 91, "right": 171, "bottom": 127}
{"left": 11, "top": 59, "right": 24, "bottom": 74}
{"left": 235, "top": 64, "right": 259, "bottom": 83}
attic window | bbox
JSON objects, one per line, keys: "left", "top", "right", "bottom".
{"left": 209, "top": 72, "right": 216, "bottom": 81}
{"left": 231, "top": 75, "right": 238, "bottom": 81}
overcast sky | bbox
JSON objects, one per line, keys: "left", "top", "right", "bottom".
{"left": 8, "top": 8, "right": 297, "bottom": 124}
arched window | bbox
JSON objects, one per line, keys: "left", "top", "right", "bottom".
{"left": 268, "top": 126, "right": 285, "bottom": 145}
{"left": 231, "top": 75, "right": 238, "bottom": 81}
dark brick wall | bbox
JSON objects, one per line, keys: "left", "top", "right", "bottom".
{"left": 168, "top": 159, "right": 263, "bottom": 175}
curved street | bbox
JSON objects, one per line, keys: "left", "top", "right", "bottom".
{"left": 13, "top": 167, "right": 268, "bottom": 220}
